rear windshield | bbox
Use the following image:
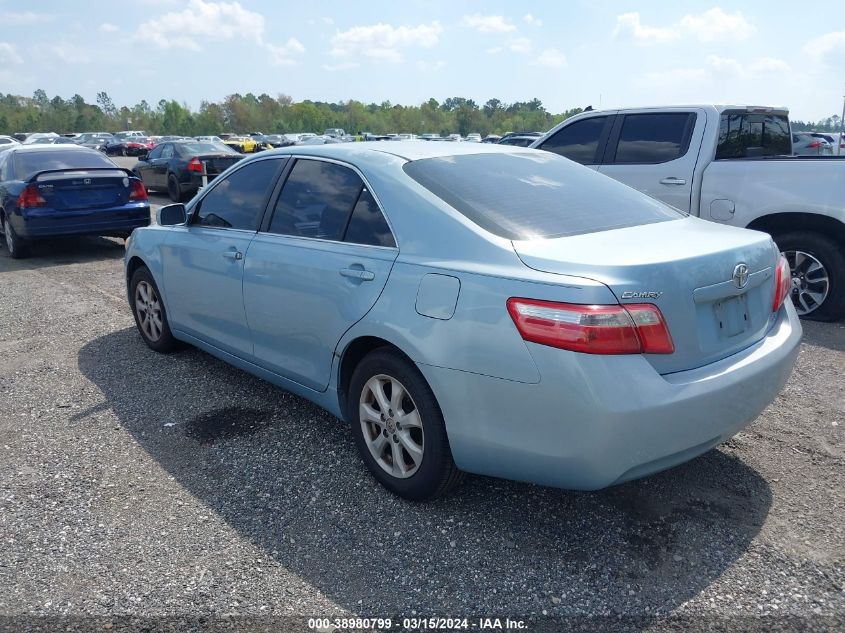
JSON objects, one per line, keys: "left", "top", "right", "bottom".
{"left": 176, "top": 142, "right": 238, "bottom": 155}
{"left": 716, "top": 113, "right": 791, "bottom": 159}
{"left": 13, "top": 150, "right": 115, "bottom": 180}
{"left": 403, "top": 151, "right": 683, "bottom": 240}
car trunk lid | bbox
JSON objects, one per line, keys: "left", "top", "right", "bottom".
{"left": 512, "top": 217, "right": 779, "bottom": 374}
{"left": 33, "top": 169, "right": 132, "bottom": 210}
{"left": 193, "top": 153, "right": 242, "bottom": 176}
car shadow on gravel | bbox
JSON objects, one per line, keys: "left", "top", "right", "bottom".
{"left": 800, "top": 320, "right": 845, "bottom": 352}
{"left": 78, "top": 328, "right": 773, "bottom": 621}
{"left": 0, "top": 235, "right": 125, "bottom": 268}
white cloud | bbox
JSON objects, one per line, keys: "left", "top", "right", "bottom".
{"left": 804, "top": 29, "right": 845, "bottom": 66}
{"left": 44, "top": 43, "right": 92, "bottom": 64}
{"left": 0, "top": 42, "right": 22, "bottom": 65}
{"left": 613, "top": 12, "right": 678, "bottom": 45}
{"left": 749, "top": 57, "right": 790, "bottom": 73}
{"left": 534, "top": 48, "right": 567, "bottom": 67}
{"left": 523, "top": 14, "right": 543, "bottom": 27}
{"left": 416, "top": 60, "right": 445, "bottom": 72}
{"left": 485, "top": 46, "right": 503, "bottom": 55}
{"left": 614, "top": 8, "right": 755, "bottom": 46}
{"left": 508, "top": 37, "right": 532, "bottom": 54}
{"left": 266, "top": 38, "right": 305, "bottom": 66}
{"left": 99, "top": 23, "right": 119, "bottom": 33}
{"left": 323, "top": 61, "right": 359, "bottom": 72}
{"left": 135, "top": 0, "right": 303, "bottom": 64}
{"left": 461, "top": 14, "right": 516, "bottom": 33}
{"left": 705, "top": 54, "right": 743, "bottom": 75}
{"left": 328, "top": 22, "right": 443, "bottom": 64}
{"left": 0, "top": 11, "right": 47, "bottom": 25}
{"left": 680, "top": 8, "right": 755, "bottom": 42}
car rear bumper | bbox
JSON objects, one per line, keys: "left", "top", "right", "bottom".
{"left": 12, "top": 204, "right": 151, "bottom": 238}
{"left": 419, "top": 303, "right": 801, "bottom": 490}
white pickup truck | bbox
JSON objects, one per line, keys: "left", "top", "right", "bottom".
{"left": 532, "top": 105, "right": 845, "bottom": 321}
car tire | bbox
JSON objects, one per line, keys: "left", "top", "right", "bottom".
{"left": 775, "top": 231, "right": 845, "bottom": 322}
{"left": 167, "top": 174, "right": 183, "bottom": 203}
{"left": 348, "top": 348, "right": 463, "bottom": 500}
{"left": 3, "top": 215, "right": 30, "bottom": 259}
{"left": 129, "top": 266, "right": 182, "bottom": 353}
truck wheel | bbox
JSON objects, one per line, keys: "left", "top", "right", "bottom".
{"left": 775, "top": 231, "right": 845, "bottom": 322}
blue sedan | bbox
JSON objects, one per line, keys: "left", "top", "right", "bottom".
{"left": 0, "top": 145, "right": 150, "bottom": 258}
{"left": 124, "top": 142, "right": 801, "bottom": 500}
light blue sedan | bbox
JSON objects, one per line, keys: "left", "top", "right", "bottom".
{"left": 124, "top": 142, "right": 801, "bottom": 500}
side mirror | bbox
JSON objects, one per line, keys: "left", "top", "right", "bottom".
{"left": 157, "top": 203, "right": 187, "bottom": 226}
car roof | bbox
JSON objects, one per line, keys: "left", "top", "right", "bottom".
{"left": 6, "top": 144, "right": 95, "bottom": 153}
{"left": 269, "top": 140, "right": 539, "bottom": 162}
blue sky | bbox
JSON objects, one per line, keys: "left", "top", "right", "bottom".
{"left": 0, "top": 0, "right": 843, "bottom": 120}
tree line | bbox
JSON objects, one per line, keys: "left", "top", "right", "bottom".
{"left": 0, "top": 90, "right": 588, "bottom": 137}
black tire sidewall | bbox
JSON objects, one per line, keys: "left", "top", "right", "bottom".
{"left": 129, "top": 267, "right": 180, "bottom": 352}
{"left": 775, "top": 231, "right": 845, "bottom": 322}
{"left": 167, "top": 175, "right": 181, "bottom": 202}
{"left": 3, "top": 217, "right": 28, "bottom": 259}
{"left": 348, "top": 349, "right": 455, "bottom": 500}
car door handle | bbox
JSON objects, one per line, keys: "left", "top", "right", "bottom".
{"left": 659, "top": 177, "right": 687, "bottom": 185}
{"left": 222, "top": 250, "right": 243, "bottom": 261}
{"left": 340, "top": 267, "right": 375, "bottom": 281}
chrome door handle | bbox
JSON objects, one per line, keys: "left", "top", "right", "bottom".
{"left": 340, "top": 267, "right": 375, "bottom": 281}
{"left": 659, "top": 177, "right": 687, "bottom": 185}
{"left": 222, "top": 250, "right": 243, "bottom": 260}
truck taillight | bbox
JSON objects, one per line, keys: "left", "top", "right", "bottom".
{"left": 187, "top": 157, "right": 204, "bottom": 173}
{"left": 17, "top": 184, "right": 47, "bottom": 208}
{"left": 772, "top": 255, "right": 792, "bottom": 312}
{"left": 129, "top": 179, "right": 148, "bottom": 201}
{"left": 506, "top": 298, "right": 674, "bottom": 355}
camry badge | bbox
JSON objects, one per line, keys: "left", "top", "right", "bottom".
{"left": 621, "top": 291, "right": 663, "bottom": 300}
{"left": 732, "top": 263, "right": 749, "bottom": 289}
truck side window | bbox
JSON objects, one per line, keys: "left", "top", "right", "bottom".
{"left": 716, "top": 113, "right": 791, "bottom": 159}
{"left": 537, "top": 116, "right": 609, "bottom": 165}
{"left": 610, "top": 113, "right": 695, "bottom": 164}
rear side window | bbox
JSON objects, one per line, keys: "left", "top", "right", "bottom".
{"left": 404, "top": 152, "right": 683, "bottom": 240}
{"left": 269, "top": 159, "right": 362, "bottom": 240}
{"left": 194, "top": 159, "right": 280, "bottom": 230}
{"left": 610, "top": 113, "right": 695, "bottom": 164}
{"left": 537, "top": 116, "right": 609, "bottom": 165}
{"left": 13, "top": 149, "right": 114, "bottom": 180}
{"left": 344, "top": 188, "right": 395, "bottom": 247}
{"left": 716, "top": 113, "right": 791, "bottom": 159}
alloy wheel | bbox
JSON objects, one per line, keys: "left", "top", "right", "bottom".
{"left": 784, "top": 250, "right": 830, "bottom": 316}
{"left": 134, "top": 280, "right": 164, "bottom": 342}
{"left": 359, "top": 374, "right": 425, "bottom": 479}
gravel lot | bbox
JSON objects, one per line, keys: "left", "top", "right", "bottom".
{"left": 0, "top": 190, "right": 843, "bottom": 631}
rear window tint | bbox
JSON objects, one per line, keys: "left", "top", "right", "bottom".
{"left": 13, "top": 149, "right": 115, "bottom": 180}
{"left": 403, "top": 152, "right": 683, "bottom": 240}
{"left": 716, "top": 113, "right": 791, "bottom": 159}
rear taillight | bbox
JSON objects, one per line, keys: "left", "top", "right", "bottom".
{"left": 807, "top": 140, "right": 822, "bottom": 148}
{"left": 772, "top": 254, "right": 791, "bottom": 312}
{"left": 129, "top": 179, "right": 148, "bottom": 201}
{"left": 506, "top": 298, "right": 674, "bottom": 355}
{"left": 187, "top": 157, "right": 204, "bottom": 173}
{"left": 17, "top": 184, "right": 47, "bottom": 208}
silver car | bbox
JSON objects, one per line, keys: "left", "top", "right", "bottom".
{"left": 793, "top": 132, "right": 833, "bottom": 155}
{"left": 125, "top": 142, "right": 801, "bottom": 500}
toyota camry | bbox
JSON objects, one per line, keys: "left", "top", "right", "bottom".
{"left": 124, "top": 142, "right": 801, "bottom": 500}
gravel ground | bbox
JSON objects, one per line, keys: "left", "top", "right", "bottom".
{"left": 0, "top": 228, "right": 842, "bottom": 632}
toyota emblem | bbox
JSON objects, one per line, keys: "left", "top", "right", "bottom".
{"left": 732, "top": 263, "right": 749, "bottom": 289}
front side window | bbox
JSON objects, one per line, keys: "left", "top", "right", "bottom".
{"left": 538, "top": 116, "right": 609, "bottom": 165}
{"left": 610, "top": 113, "right": 695, "bottom": 164}
{"left": 193, "top": 159, "right": 280, "bottom": 230}
{"left": 147, "top": 145, "right": 163, "bottom": 160}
